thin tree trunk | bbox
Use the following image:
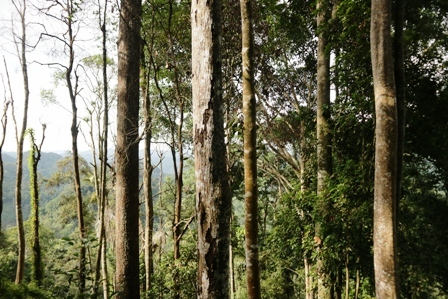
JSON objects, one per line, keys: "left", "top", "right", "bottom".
{"left": 28, "top": 128, "right": 45, "bottom": 285}
{"left": 0, "top": 96, "right": 9, "bottom": 233}
{"left": 304, "top": 257, "right": 311, "bottom": 299}
{"left": 115, "top": 0, "right": 142, "bottom": 297}
{"left": 9, "top": 0, "right": 30, "bottom": 283}
{"left": 370, "top": 0, "right": 399, "bottom": 297}
{"left": 67, "top": 36, "right": 86, "bottom": 299}
{"left": 316, "top": 0, "right": 332, "bottom": 296}
{"left": 56, "top": 1, "right": 88, "bottom": 294}
{"left": 344, "top": 255, "right": 349, "bottom": 299}
{"left": 191, "top": 0, "right": 231, "bottom": 296}
{"left": 229, "top": 235, "right": 236, "bottom": 299}
{"left": 141, "top": 49, "right": 154, "bottom": 298}
{"left": 393, "top": 1, "right": 405, "bottom": 296}
{"left": 165, "top": 5, "right": 185, "bottom": 296}
{"left": 241, "top": 0, "right": 260, "bottom": 296}
{"left": 99, "top": 2, "right": 110, "bottom": 297}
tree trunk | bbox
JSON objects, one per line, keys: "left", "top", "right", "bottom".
{"left": 370, "top": 0, "right": 399, "bottom": 297}
{"left": 241, "top": 0, "right": 261, "bottom": 297}
{"left": 393, "top": 1, "right": 405, "bottom": 297}
{"left": 316, "top": 0, "right": 332, "bottom": 297}
{"left": 28, "top": 130, "right": 44, "bottom": 285}
{"left": 229, "top": 233, "right": 236, "bottom": 299}
{"left": 344, "top": 255, "right": 349, "bottom": 299}
{"left": 141, "top": 49, "right": 154, "bottom": 298}
{"left": 304, "top": 256, "right": 314, "bottom": 299}
{"left": 0, "top": 99, "right": 9, "bottom": 233}
{"left": 65, "top": 9, "right": 87, "bottom": 292}
{"left": 100, "top": 4, "right": 110, "bottom": 297}
{"left": 191, "top": 0, "right": 231, "bottom": 296}
{"left": 115, "top": 0, "right": 142, "bottom": 297}
{"left": 393, "top": 0, "right": 405, "bottom": 260}
{"left": 10, "top": 0, "right": 30, "bottom": 283}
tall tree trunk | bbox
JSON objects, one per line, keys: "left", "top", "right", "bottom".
{"left": 166, "top": 5, "right": 185, "bottom": 296}
{"left": 101, "top": 4, "right": 110, "bottom": 298}
{"left": 316, "top": 0, "right": 332, "bottom": 297}
{"left": 64, "top": 2, "right": 87, "bottom": 290}
{"left": 148, "top": 2, "right": 186, "bottom": 290}
{"left": 141, "top": 49, "right": 154, "bottom": 297}
{"left": 92, "top": 0, "right": 109, "bottom": 299}
{"left": 28, "top": 128, "right": 45, "bottom": 285}
{"left": 93, "top": 3, "right": 111, "bottom": 297}
{"left": 115, "top": 0, "right": 142, "bottom": 297}
{"left": 370, "top": 0, "right": 399, "bottom": 297}
{"left": 191, "top": 0, "right": 231, "bottom": 296}
{"left": 241, "top": 0, "right": 260, "bottom": 297}
{"left": 10, "top": 0, "right": 30, "bottom": 283}
{"left": 393, "top": 1, "right": 405, "bottom": 296}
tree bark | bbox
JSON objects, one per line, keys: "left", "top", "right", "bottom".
{"left": 94, "top": 4, "right": 111, "bottom": 297}
{"left": 316, "top": 0, "right": 332, "bottom": 297}
{"left": 115, "top": 0, "right": 142, "bottom": 297}
{"left": 240, "top": 0, "right": 261, "bottom": 297}
{"left": 63, "top": 0, "right": 87, "bottom": 290}
{"left": 28, "top": 128, "right": 45, "bottom": 285}
{"left": 191, "top": 0, "right": 231, "bottom": 296}
{"left": 10, "top": 0, "right": 30, "bottom": 283}
{"left": 370, "top": 0, "right": 399, "bottom": 297}
{"left": 141, "top": 49, "right": 154, "bottom": 297}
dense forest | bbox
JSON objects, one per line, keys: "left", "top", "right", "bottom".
{"left": 0, "top": 0, "right": 447, "bottom": 298}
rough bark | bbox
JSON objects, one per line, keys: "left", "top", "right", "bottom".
{"left": 241, "top": 0, "right": 260, "bottom": 297}
{"left": 316, "top": 0, "right": 332, "bottom": 297}
{"left": 115, "top": 0, "right": 142, "bottom": 297}
{"left": 191, "top": 0, "right": 231, "bottom": 296}
{"left": 370, "top": 0, "right": 399, "bottom": 297}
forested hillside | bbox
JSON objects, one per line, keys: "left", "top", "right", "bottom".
{"left": 0, "top": 0, "right": 447, "bottom": 298}
{"left": 1, "top": 152, "right": 63, "bottom": 228}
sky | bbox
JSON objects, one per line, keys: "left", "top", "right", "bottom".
{"left": 0, "top": 0, "right": 114, "bottom": 154}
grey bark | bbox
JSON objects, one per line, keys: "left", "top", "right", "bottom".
{"left": 9, "top": 0, "right": 30, "bottom": 283}
{"left": 191, "top": 0, "right": 231, "bottom": 296}
{"left": 370, "top": 0, "right": 399, "bottom": 297}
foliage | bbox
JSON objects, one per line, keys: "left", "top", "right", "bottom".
{"left": 1, "top": 0, "right": 448, "bottom": 297}
{"left": 0, "top": 281, "right": 54, "bottom": 299}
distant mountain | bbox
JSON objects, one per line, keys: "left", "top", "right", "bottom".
{"left": 1, "top": 151, "right": 64, "bottom": 229}
{"left": 0, "top": 149, "right": 177, "bottom": 229}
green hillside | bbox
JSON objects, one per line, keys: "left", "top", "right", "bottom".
{"left": 1, "top": 151, "right": 64, "bottom": 229}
